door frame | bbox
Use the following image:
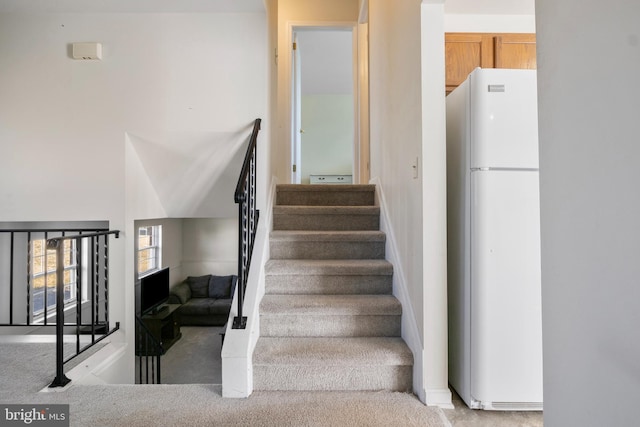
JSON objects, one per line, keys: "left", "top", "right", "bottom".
{"left": 285, "top": 20, "right": 369, "bottom": 184}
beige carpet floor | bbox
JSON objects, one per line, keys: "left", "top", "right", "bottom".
{"left": 0, "top": 341, "right": 543, "bottom": 427}
{"left": 160, "top": 326, "right": 223, "bottom": 385}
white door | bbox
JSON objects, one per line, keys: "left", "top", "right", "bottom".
{"left": 291, "top": 33, "right": 302, "bottom": 184}
{"left": 470, "top": 169, "right": 544, "bottom": 405}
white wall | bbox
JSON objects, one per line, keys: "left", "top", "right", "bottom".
{"left": 181, "top": 218, "right": 238, "bottom": 278}
{"left": 0, "top": 11, "right": 267, "bottom": 383}
{"left": 369, "top": 0, "right": 449, "bottom": 405}
{"left": 369, "top": 0, "right": 424, "bottom": 335}
{"left": 421, "top": 0, "right": 450, "bottom": 407}
{"left": 444, "top": 14, "right": 535, "bottom": 33}
{"left": 300, "top": 95, "right": 354, "bottom": 183}
{"left": 536, "top": 1, "right": 640, "bottom": 425}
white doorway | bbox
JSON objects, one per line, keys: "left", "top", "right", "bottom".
{"left": 291, "top": 26, "right": 366, "bottom": 184}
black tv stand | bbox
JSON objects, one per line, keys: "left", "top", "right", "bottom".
{"left": 149, "top": 305, "right": 169, "bottom": 315}
{"left": 140, "top": 304, "right": 182, "bottom": 355}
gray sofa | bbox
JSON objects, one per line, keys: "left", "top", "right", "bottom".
{"left": 168, "top": 274, "right": 237, "bottom": 326}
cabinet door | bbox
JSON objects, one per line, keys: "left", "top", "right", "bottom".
{"left": 494, "top": 34, "right": 537, "bottom": 69}
{"left": 445, "top": 33, "right": 494, "bottom": 94}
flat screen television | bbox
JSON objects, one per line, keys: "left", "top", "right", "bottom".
{"left": 140, "top": 267, "right": 170, "bottom": 315}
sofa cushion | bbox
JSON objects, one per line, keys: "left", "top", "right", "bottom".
{"left": 180, "top": 298, "right": 232, "bottom": 316}
{"left": 181, "top": 298, "right": 214, "bottom": 316}
{"left": 169, "top": 281, "right": 191, "bottom": 304}
{"left": 209, "top": 275, "right": 237, "bottom": 299}
{"left": 209, "top": 299, "right": 233, "bottom": 315}
{"left": 186, "top": 275, "right": 211, "bottom": 298}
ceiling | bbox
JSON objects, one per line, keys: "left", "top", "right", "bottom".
{"left": 0, "top": 0, "right": 534, "bottom": 15}
{"left": 444, "top": 0, "right": 535, "bottom": 15}
{"left": 0, "top": 0, "right": 266, "bottom": 13}
{"left": 0, "top": 0, "right": 536, "bottom": 15}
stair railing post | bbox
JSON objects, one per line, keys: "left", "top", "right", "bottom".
{"left": 233, "top": 199, "right": 247, "bottom": 329}
{"left": 48, "top": 238, "right": 71, "bottom": 388}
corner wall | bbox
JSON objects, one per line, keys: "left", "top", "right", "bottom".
{"left": 368, "top": 0, "right": 450, "bottom": 406}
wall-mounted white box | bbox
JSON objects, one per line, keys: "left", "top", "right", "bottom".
{"left": 72, "top": 42, "right": 102, "bottom": 60}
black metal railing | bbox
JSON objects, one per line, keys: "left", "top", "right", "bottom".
{"left": 232, "top": 118, "right": 261, "bottom": 329}
{"left": 46, "top": 230, "right": 121, "bottom": 388}
{"left": 0, "top": 228, "right": 108, "bottom": 326}
{"left": 135, "top": 315, "right": 163, "bottom": 384}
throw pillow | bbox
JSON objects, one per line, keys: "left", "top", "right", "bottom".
{"left": 186, "top": 275, "right": 211, "bottom": 298}
{"left": 209, "top": 275, "right": 236, "bottom": 299}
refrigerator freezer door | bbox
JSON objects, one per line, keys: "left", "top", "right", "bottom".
{"left": 470, "top": 69, "right": 539, "bottom": 169}
{"left": 470, "top": 170, "right": 543, "bottom": 406}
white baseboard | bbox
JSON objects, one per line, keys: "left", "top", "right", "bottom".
{"left": 426, "top": 388, "right": 454, "bottom": 409}
{"left": 372, "top": 177, "right": 452, "bottom": 409}
{"left": 371, "top": 177, "right": 425, "bottom": 403}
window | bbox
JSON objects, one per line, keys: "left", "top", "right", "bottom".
{"left": 31, "top": 238, "right": 78, "bottom": 317}
{"left": 138, "top": 225, "right": 162, "bottom": 277}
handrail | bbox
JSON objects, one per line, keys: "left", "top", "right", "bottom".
{"left": 135, "top": 315, "right": 164, "bottom": 384}
{"left": 233, "top": 118, "right": 261, "bottom": 329}
{"left": 234, "top": 119, "right": 262, "bottom": 203}
{"left": 47, "top": 229, "right": 120, "bottom": 388}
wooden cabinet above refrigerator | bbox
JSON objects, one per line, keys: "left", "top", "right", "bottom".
{"left": 446, "top": 33, "right": 536, "bottom": 95}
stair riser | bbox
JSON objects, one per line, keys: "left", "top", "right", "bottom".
{"left": 260, "top": 315, "right": 401, "bottom": 337}
{"left": 265, "top": 275, "right": 392, "bottom": 295}
{"left": 273, "top": 214, "right": 379, "bottom": 231}
{"left": 253, "top": 365, "right": 412, "bottom": 392}
{"left": 270, "top": 241, "right": 385, "bottom": 260}
{"left": 276, "top": 192, "right": 374, "bottom": 207}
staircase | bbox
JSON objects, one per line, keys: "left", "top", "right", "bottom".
{"left": 253, "top": 184, "right": 413, "bottom": 391}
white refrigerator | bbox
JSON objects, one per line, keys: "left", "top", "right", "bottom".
{"left": 446, "top": 68, "right": 543, "bottom": 410}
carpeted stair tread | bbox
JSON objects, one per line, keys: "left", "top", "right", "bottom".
{"left": 264, "top": 259, "right": 393, "bottom": 295}
{"left": 253, "top": 337, "right": 413, "bottom": 366}
{"left": 273, "top": 205, "right": 380, "bottom": 215}
{"left": 265, "top": 259, "right": 393, "bottom": 276}
{"left": 273, "top": 205, "right": 380, "bottom": 231}
{"left": 270, "top": 231, "right": 386, "bottom": 260}
{"left": 260, "top": 294, "right": 401, "bottom": 315}
{"left": 264, "top": 275, "right": 392, "bottom": 295}
{"left": 260, "top": 314, "right": 401, "bottom": 337}
{"left": 277, "top": 184, "right": 376, "bottom": 193}
{"left": 276, "top": 184, "right": 376, "bottom": 206}
{"left": 270, "top": 230, "right": 386, "bottom": 242}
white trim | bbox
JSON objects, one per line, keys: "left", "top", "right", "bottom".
{"left": 358, "top": 0, "right": 369, "bottom": 24}
{"left": 426, "top": 388, "right": 454, "bottom": 409}
{"left": 136, "top": 224, "right": 162, "bottom": 278}
{"left": 371, "top": 177, "right": 425, "bottom": 403}
{"left": 421, "top": 1, "right": 452, "bottom": 409}
{"left": 284, "top": 20, "right": 360, "bottom": 184}
{"left": 221, "top": 176, "right": 276, "bottom": 398}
